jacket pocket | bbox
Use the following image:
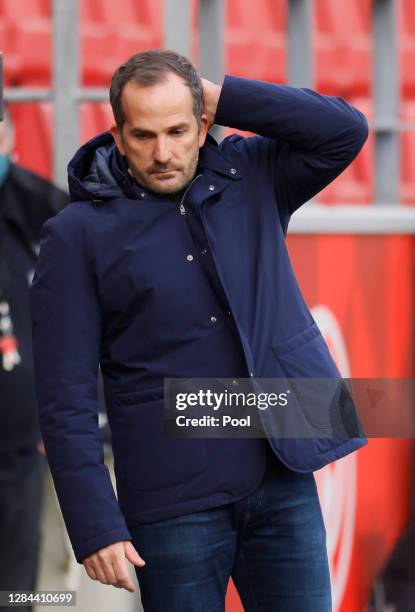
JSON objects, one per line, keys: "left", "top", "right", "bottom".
{"left": 271, "top": 322, "right": 364, "bottom": 443}
{"left": 111, "top": 387, "right": 207, "bottom": 493}
{"left": 271, "top": 321, "right": 341, "bottom": 432}
{"left": 272, "top": 321, "right": 340, "bottom": 377}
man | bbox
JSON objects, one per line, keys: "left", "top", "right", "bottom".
{"left": 31, "top": 49, "right": 368, "bottom": 611}
{"left": 0, "top": 111, "right": 67, "bottom": 611}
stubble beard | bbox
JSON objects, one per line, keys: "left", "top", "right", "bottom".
{"left": 128, "top": 148, "right": 200, "bottom": 196}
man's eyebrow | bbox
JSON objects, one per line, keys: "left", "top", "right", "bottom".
{"left": 130, "top": 122, "right": 190, "bottom": 135}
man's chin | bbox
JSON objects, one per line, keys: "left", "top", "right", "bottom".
{"left": 146, "top": 175, "right": 189, "bottom": 195}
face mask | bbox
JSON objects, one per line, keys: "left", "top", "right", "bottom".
{"left": 0, "top": 154, "right": 10, "bottom": 188}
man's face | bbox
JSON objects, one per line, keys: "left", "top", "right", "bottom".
{"left": 111, "top": 72, "right": 208, "bottom": 195}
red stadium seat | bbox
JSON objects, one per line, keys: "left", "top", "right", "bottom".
{"left": 400, "top": 100, "right": 415, "bottom": 205}
{"left": 0, "top": 0, "right": 49, "bottom": 19}
{"left": 80, "top": 102, "right": 114, "bottom": 144}
{"left": 0, "top": 19, "right": 21, "bottom": 84}
{"left": 104, "top": 0, "right": 162, "bottom": 69}
{"left": 9, "top": 102, "right": 52, "bottom": 179}
{"left": 14, "top": 18, "right": 51, "bottom": 84}
{"left": 80, "top": 22, "right": 114, "bottom": 86}
{"left": 80, "top": 0, "right": 118, "bottom": 85}
{"left": 0, "top": 0, "right": 51, "bottom": 84}
{"left": 317, "top": 97, "right": 373, "bottom": 204}
{"left": 399, "top": 0, "right": 415, "bottom": 100}
{"left": 81, "top": 0, "right": 162, "bottom": 86}
{"left": 314, "top": 0, "right": 372, "bottom": 98}
{"left": 226, "top": 0, "right": 287, "bottom": 84}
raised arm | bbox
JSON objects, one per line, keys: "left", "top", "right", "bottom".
{"left": 204, "top": 75, "right": 369, "bottom": 229}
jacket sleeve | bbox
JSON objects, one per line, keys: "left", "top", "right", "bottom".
{"left": 30, "top": 213, "right": 132, "bottom": 563}
{"left": 214, "top": 75, "right": 369, "bottom": 230}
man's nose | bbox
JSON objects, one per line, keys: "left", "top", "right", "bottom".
{"left": 153, "top": 138, "right": 172, "bottom": 164}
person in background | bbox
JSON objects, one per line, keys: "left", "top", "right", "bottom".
{"left": 0, "top": 109, "right": 68, "bottom": 611}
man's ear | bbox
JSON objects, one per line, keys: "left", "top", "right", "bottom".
{"left": 110, "top": 124, "right": 126, "bottom": 156}
{"left": 198, "top": 114, "right": 209, "bottom": 148}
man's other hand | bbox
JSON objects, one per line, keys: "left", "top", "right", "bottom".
{"left": 201, "top": 78, "right": 222, "bottom": 130}
{"left": 83, "top": 540, "right": 145, "bottom": 592}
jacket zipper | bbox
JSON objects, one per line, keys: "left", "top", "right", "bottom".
{"left": 178, "top": 173, "right": 202, "bottom": 215}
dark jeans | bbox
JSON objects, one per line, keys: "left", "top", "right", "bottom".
{"left": 131, "top": 449, "right": 331, "bottom": 611}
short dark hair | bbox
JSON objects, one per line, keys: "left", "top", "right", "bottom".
{"left": 109, "top": 49, "right": 204, "bottom": 131}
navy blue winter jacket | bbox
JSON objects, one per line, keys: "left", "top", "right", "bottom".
{"left": 30, "top": 75, "right": 368, "bottom": 563}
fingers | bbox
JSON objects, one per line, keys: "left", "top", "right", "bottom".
{"left": 84, "top": 557, "right": 108, "bottom": 585}
{"left": 83, "top": 560, "right": 97, "bottom": 581}
{"left": 112, "top": 554, "right": 137, "bottom": 593}
{"left": 99, "top": 553, "right": 119, "bottom": 587}
{"left": 82, "top": 541, "right": 141, "bottom": 592}
{"left": 93, "top": 557, "right": 110, "bottom": 585}
{"left": 124, "top": 541, "right": 146, "bottom": 567}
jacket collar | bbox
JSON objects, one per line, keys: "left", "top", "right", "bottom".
{"left": 197, "top": 133, "right": 242, "bottom": 180}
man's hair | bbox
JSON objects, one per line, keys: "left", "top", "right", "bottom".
{"left": 109, "top": 49, "right": 204, "bottom": 132}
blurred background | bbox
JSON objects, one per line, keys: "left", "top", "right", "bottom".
{"left": 0, "top": 1, "right": 414, "bottom": 611}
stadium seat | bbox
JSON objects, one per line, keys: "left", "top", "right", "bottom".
{"left": 80, "top": 102, "right": 114, "bottom": 144}
{"left": 81, "top": 0, "right": 162, "bottom": 85}
{"left": 105, "top": 0, "right": 162, "bottom": 68}
{"left": 400, "top": 100, "right": 415, "bottom": 205}
{"left": 0, "top": 0, "right": 49, "bottom": 19}
{"left": 314, "top": 0, "right": 372, "bottom": 98}
{"left": 0, "top": 19, "right": 21, "bottom": 84}
{"left": 226, "top": 0, "right": 287, "bottom": 84}
{"left": 9, "top": 102, "right": 52, "bottom": 179}
{"left": 81, "top": 0, "right": 120, "bottom": 85}
{"left": 14, "top": 18, "right": 51, "bottom": 84}
{"left": 80, "top": 21, "right": 114, "bottom": 85}
{"left": 0, "top": 0, "right": 51, "bottom": 84}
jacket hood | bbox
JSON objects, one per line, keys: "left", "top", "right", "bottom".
{"left": 68, "top": 131, "right": 129, "bottom": 202}
{"left": 67, "top": 131, "right": 242, "bottom": 203}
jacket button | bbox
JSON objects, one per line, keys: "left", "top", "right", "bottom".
{"left": 227, "top": 310, "right": 231, "bottom": 317}
{"left": 186, "top": 254, "right": 194, "bottom": 261}
{"left": 201, "top": 248, "right": 207, "bottom": 256}
{"left": 250, "top": 372, "right": 254, "bottom": 377}
{"left": 140, "top": 192, "right": 146, "bottom": 198}
{"left": 210, "top": 316, "right": 217, "bottom": 323}
{"left": 208, "top": 185, "right": 215, "bottom": 191}
{"left": 230, "top": 168, "right": 237, "bottom": 175}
